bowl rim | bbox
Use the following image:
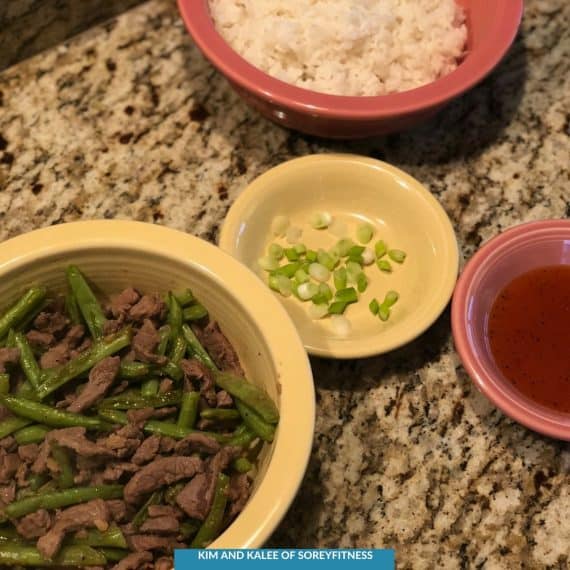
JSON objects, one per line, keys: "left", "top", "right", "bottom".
{"left": 451, "top": 219, "right": 570, "bottom": 441}
{"left": 0, "top": 220, "right": 316, "bottom": 548}
{"left": 219, "top": 153, "right": 459, "bottom": 359}
{"left": 177, "top": 0, "right": 523, "bottom": 119}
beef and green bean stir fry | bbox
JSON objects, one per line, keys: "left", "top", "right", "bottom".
{"left": 0, "top": 266, "right": 279, "bottom": 568}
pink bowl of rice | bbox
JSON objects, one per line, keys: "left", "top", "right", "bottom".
{"left": 178, "top": 0, "right": 523, "bottom": 139}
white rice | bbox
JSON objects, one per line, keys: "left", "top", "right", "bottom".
{"left": 208, "top": 0, "right": 468, "bottom": 97}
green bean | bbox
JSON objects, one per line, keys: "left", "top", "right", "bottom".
{"left": 0, "top": 287, "right": 47, "bottom": 340}
{"left": 0, "top": 417, "right": 32, "bottom": 439}
{"left": 37, "top": 329, "right": 132, "bottom": 399}
{"left": 118, "top": 361, "right": 149, "bottom": 379}
{"left": 226, "top": 424, "right": 257, "bottom": 448}
{"left": 5, "top": 329, "right": 16, "bottom": 348}
{"left": 235, "top": 400, "right": 276, "bottom": 443}
{"left": 132, "top": 490, "right": 163, "bottom": 530}
{"left": 167, "top": 293, "right": 183, "bottom": 343}
{"left": 64, "top": 291, "right": 82, "bottom": 325}
{"left": 161, "top": 360, "right": 183, "bottom": 381}
{"left": 182, "top": 304, "right": 208, "bottom": 321}
{"left": 182, "top": 324, "right": 217, "bottom": 371}
{"left": 15, "top": 299, "right": 47, "bottom": 334}
{"left": 214, "top": 372, "right": 279, "bottom": 424}
{"left": 173, "top": 288, "right": 195, "bottom": 307}
{"left": 16, "top": 380, "right": 38, "bottom": 400}
{"left": 28, "top": 473, "right": 49, "bottom": 492}
{"left": 0, "top": 373, "right": 9, "bottom": 395}
{"left": 51, "top": 445, "right": 74, "bottom": 489}
{"left": 191, "top": 473, "right": 230, "bottom": 548}
{"left": 5, "top": 485, "right": 123, "bottom": 519}
{"left": 169, "top": 336, "right": 186, "bottom": 364}
{"left": 66, "top": 265, "right": 106, "bottom": 339}
{"left": 96, "top": 548, "right": 128, "bottom": 562}
{"left": 97, "top": 409, "right": 230, "bottom": 443}
{"left": 141, "top": 379, "right": 159, "bottom": 397}
{"left": 70, "top": 525, "right": 127, "bottom": 549}
{"left": 1, "top": 396, "right": 109, "bottom": 431}
{"left": 200, "top": 408, "right": 241, "bottom": 421}
{"left": 0, "top": 542, "right": 106, "bottom": 566}
{"left": 14, "top": 424, "right": 50, "bottom": 445}
{"left": 98, "top": 390, "right": 181, "bottom": 410}
{"left": 13, "top": 332, "right": 41, "bottom": 389}
{"left": 233, "top": 457, "right": 253, "bottom": 473}
{"left": 179, "top": 520, "right": 200, "bottom": 539}
{"left": 0, "top": 526, "right": 20, "bottom": 541}
{"left": 177, "top": 391, "right": 200, "bottom": 429}
{"left": 157, "top": 325, "right": 171, "bottom": 356}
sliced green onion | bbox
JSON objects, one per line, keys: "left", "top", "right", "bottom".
{"left": 335, "top": 238, "right": 354, "bottom": 257}
{"left": 294, "top": 244, "right": 307, "bottom": 255}
{"left": 268, "top": 275, "right": 280, "bottom": 292}
{"left": 286, "top": 226, "right": 303, "bottom": 244}
{"left": 361, "top": 248, "right": 375, "bottom": 266}
{"left": 378, "top": 305, "right": 390, "bottom": 321}
{"left": 258, "top": 256, "right": 279, "bottom": 272}
{"left": 333, "top": 268, "right": 347, "bottom": 291}
{"left": 284, "top": 248, "right": 299, "bottom": 261}
{"left": 309, "top": 211, "right": 332, "bottom": 229}
{"left": 369, "top": 298, "right": 379, "bottom": 315}
{"left": 308, "top": 303, "right": 329, "bottom": 320}
{"left": 274, "top": 263, "right": 300, "bottom": 277}
{"left": 348, "top": 245, "right": 365, "bottom": 257}
{"left": 346, "top": 261, "right": 362, "bottom": 277}
{"left": 356, "top": 273, "right": 368, "bottom": 293}
{"left": 328, "top": 301, "right": 348, "bottom": 315}
{"left": 306, "top": 250, "right": 318, "bottom": 263}
{"left": 318, "top": 283, "right": 333, "bottom": 302}
{"left": 377, "top": 259, "right": 392, "bottom": 273}
{"left": 275, "top": 275, "right": 293, "bottom": 297}
{"left": 268, "top": 243, "right": 284, "bottom": 260}
{"left": 317, "top": 250, "right": 336, "bottom": 271}
{"left": 308, "top": 263, "right": 330, "bottom": 283}
{"left": 330, "top": 315, "right": 351, "bottom": 336}
{"left": 335, "top": 287, "right": 358, "bottom": 304}
{"left": 297, "top": 282, "right": 319, "bottom": 301}
{"left": 271, "top": 215, "right": 290, "bottom": 237}
{"left": 356, "top": 223, "right": 374, "bottom": 244}
{"left": 294, "top": 269, "right": 309, "bottom": 284}
{"left": 384, "top": 290, "right": 399, "bottom": 307}
{"left": 374, "top": 240, "right": 387, "bottom": 259}
{"left": 388, "top": 249, "right": 407, "bottom": 264}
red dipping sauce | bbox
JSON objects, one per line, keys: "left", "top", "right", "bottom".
{"left": 488, "top": 265, "right": 570, "bottom": 413}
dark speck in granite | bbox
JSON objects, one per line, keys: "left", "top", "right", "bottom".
{"left": 0, "top": 0, "right": 568, "bottom": 567}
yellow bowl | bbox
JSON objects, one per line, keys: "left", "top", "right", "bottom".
{"left": 0, "top": 220, "right": 315, "bottom": 548}
{"left": 220, "top": 154, "right": 459, "bottom": 359}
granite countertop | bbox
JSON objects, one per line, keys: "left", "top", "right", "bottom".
{"left": 0, "top": 0, "right": 569, "bottom": 567}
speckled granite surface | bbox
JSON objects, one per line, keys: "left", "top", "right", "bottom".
{"left": 0, "top": 0, "right": 569, "bottom": 567}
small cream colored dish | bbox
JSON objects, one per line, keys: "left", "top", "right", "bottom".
{"left": 0, "top": 220, "right": 314, "bottom": 548}
{"left": 219, "top": 154, "right": 459, "bottom": 359}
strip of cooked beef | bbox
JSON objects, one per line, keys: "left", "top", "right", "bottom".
{"left": 26, "top": 329, "right": 56, "bottom": 350}
{"left": 110, "top": 288, "right": 141, "bottom": 319}
{"left": 111, "top": 379, "right": 129, "bottom": 395}
{"left": 228, "top": 473, "right": 251, "bottom": 519}
{"left": 176, "top": 446, "right": 240, "bottom": 520}
{"left": 0, "top": 449, "right": 20, "bottom": 483}
{"left": 106, "top": 500, "right": 131, "bottom": 523}
{"left": 131, "top": 435, "right": 161, "bottom": 465}
{"left": 159, "top": 437, "right": 176, "bottom": 454}
{"left": 126, "top": 407, "right": 177, "bottom": 426}
{"left": 14, "top": 509, "right": 52, "bottom": 539}
{"left": 103, "top": 317, "right": 126, "bottom": 336}
{"left": 192, "top": 321, "right": 244, "bottom": 376}
{"left": 174, "top": 433, "right": 221, "bottom": 456}
{"left": 139, "top": 515, "right": 180, "bottom": 534}
{"left": 155, "top": 557, "right": 174, "bottom": 570}
{"left": 33, "top": 310, "right": 69, "bottom": 336}
{"left": 39, "top": 324, "right": 86, "bottom": 369}
{"left": 0, "top": 435, "right": 16, "bottom": 451}
{"left": 110, "top": 551, "right": 153, "bottom": 570}
{"left": 132, "top": 320, "right": 167, "bottom": 365}
{"left": 128, "top": 294, "right": 166, "bottom": 323}
{"left": 0, "top": 347, "right": 20, "bottom": 372}
{"left": 147, "top": 505, "right": 184, "bottom": 519}
{"left": 31, "top": 441, "right": 50, "bottom": 474}
{"left": 17, "top": 443, "right": 39, "bottom": 464}
{"left": 124, "top": 456, "right": 203, "bottom": 504}
{"left": 159, "top": 378, "right": 174, "bottom": 394}
{"left": 48, "top": 427, "right": 115, "bottom": 457}
{"left": 102, "top": 462, "right": 140, "bottom": 483}
{"left": 69, "top": 337, "right": 93, "bottom": 359}
{"left": 15, "top": 461, "right": 29, "bottom": 487}
{"left": 37, "top": 499, "right": 110, "bottom": 559}
{"left": 179, "top": 358, "right": 216, "bottom": 406}
{"left": 127, "top": 534, "right": 185, "bottom": 552}
{"left": 216, "top": 390, "right": 233, "bottom": 408}
{"left": 67, "top": 356, "right": 120, "bottom": 413}
{"left": 0, "top": 482, "right": 15, "bottom": 506}
{"left": 99, "top": 425, "right": 143, "bottom": 458}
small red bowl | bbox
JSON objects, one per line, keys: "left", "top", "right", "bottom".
{"left": 452, "top": 220, "right": 570, "bottom": 441}
{"left": 178, "top": 0, "right": 523, "bottom": 139}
